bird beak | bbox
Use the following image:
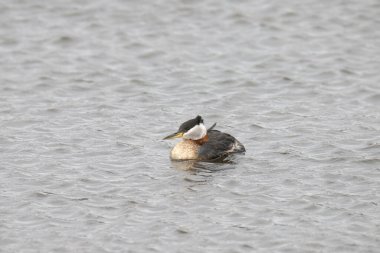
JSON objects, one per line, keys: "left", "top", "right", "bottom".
{"left": 163, "top": 132, "right": 183, "bottom": 140}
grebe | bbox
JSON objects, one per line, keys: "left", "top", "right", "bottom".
{"left": 163, "top": 115, "right": 245, "bottom": 161}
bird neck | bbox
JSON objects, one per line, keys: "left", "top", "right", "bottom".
{"left": 193, "top": 134, "right": 209, "bottom": 145}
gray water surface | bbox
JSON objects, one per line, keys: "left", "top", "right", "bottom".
{"left": 1, "top": 0, "right": 380, "bottom": 252}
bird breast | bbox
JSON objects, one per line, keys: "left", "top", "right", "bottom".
{"left": 170, "top": 140, "right": 200, "bottom": 160}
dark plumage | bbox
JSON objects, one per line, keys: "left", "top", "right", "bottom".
{"left": 198, "top": 130, "right": 245, "bottom": 161}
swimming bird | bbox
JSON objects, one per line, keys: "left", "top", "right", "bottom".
{"left": 163, "top": 115, "right": 245, "bottom": 161}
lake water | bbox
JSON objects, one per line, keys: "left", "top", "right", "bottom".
{"left": 1, "top": 0, "right": 379, "bottom": 252}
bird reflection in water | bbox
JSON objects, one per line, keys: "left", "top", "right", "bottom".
{"left": 170, "top": 157, "right": 239, "bottom": 174}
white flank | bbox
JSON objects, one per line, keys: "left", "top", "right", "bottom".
{"left": 228, "top": 140, "right": 243, "bottom": 153}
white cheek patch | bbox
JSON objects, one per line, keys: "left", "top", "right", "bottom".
{"left": 183, "top": 123, "right": 207, "bottom": 140}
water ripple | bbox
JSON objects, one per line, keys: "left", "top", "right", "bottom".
{"left": 1, "top": 0, "right": 379, "bottom": 252}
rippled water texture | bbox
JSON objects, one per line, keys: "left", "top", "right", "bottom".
{"left": 1, "top": 0, "right": 380, "bottom": 252}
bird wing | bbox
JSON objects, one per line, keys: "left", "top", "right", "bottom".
{"left": 198, "top": 130, "right": 245, "bottom": 161}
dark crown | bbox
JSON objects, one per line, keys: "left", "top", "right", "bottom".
{"left": 178, "top": 115, "right": 203, "bottom": 132}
